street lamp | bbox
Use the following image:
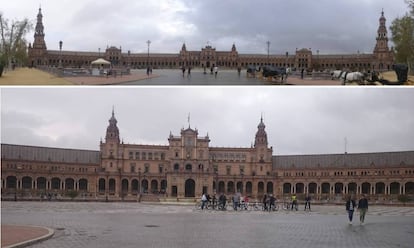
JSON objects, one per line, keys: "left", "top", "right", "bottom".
{"left": 285, "top": 52, "right": 289, "bottom": 68}
{"left": 58, "top": 40, "right": 63, "bottom": 69}
{"left": 146, "top": 40, "right": 151, "bottom": 69}
{"left": 138, "top": 168, "right": 142, "bottom": 202}
{"left": 99, "top": 48, "right": 101, "bottom": 57}
{"left": 317, "top": 49, "right": 319, "bottom": 71}
{"left": 266, "top": 41, "right": 270, "bottom": 65}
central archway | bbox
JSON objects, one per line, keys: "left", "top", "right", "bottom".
{"left": 185, "top": 179, "right": 195, "bottom": 197}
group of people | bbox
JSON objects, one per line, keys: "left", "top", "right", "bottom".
{"left": 182, "top": 66, "right": 219, "bottom": 78}
{"left": 346, "top": 194, "right": 369, "bottom": 225}
{"left": 200, "top": 193, "right": 228, "bottom": 210}
{"left": 200, "top": 193, "right": 369, "bottom": 225}
{"left": 262, "top": 194, "right": 277, "bottom": 211}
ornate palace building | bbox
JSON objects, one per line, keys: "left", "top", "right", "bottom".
{"left": 2, "top": 110, "right": 414, "bottom": 203}
{"left": 28, "top": 8, "right": 394, "bottom": 72}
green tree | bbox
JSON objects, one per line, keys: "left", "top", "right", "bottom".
{"left": 407, "top": 0, "right": 414, "bottom": 16}
{"left": 390, "top": 1, "right": 414, "bottom": 74}
{"left": 0, "top": 13, "right": 32, "bottom": 73}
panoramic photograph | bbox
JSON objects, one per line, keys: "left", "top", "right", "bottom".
{"left": 1, "top": 0, "right": 414, "bottom": 248}
{"left": 0, "top": 0, "right": 413, "bottom": 85}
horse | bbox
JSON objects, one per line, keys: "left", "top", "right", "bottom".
{"left": 331, "top": 70, "right": 345, "bottom": 80}
{"left": 340, "top": 71, "right": 366, "bottom": 85}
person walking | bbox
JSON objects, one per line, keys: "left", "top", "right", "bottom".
{"left": 269, "top": 194, "right": 276, "bottom": 211}
{"left": 262, "top": 193, "right": 268, "bottom": 211}
{"left": 304, "top": 194, "right": 311, "bottom": 211}
{"left": 291, "top": 194, "right": 298, "bottom": 211}
{"left": 182, "top": 66, "right": 186, "bottom": 77}
{"left": 201, "top": 193, "right": 208, "bottom": 210}
{"left": 345, "top": 196, "right": 357, "bottom": 225}
{"left": 358, "top": 194, "right": 369, "bottom": 225}
{"left": 214, "top": 66, "right": 218, "bottom": 78}
{"left": 187, "top": 66, "right": 192, "bottom": 77}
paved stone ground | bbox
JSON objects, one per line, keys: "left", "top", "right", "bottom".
{"left": 1, "top": 68, "right": 413, "bottom": 85}
{"left": 2, "top": 201, "right": 414, "bottom": 248}
{"left": 123, "top": 69, "right": 343, "bottom": 85}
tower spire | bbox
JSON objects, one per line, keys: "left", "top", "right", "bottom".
{"left": 254, "top": 115, "right": 268, "bottom": 148}
{"left": 373, "top": 9, "right": 392, "bottom": 70}
{"left": 106, "top": 108, "right": 120, "bottom": 143}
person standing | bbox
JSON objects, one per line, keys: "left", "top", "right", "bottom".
{"left": 304, "top": 194, "right": 311, "bottom": 211}
{"left": 345, "top": 196, "right": 357, "bottom": 225}
{"left": 233, "top": 192, "right": 241, "bottom": 211}
{"left": 214, "top": 66, "right": 218, "bottom": 78}
{"left": 358, "top": 194, "right": 369, "bottom": 225}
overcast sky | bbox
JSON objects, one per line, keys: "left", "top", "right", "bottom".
{"left": 1, "top": 87, "right": 414, "bottom": 155}
{"left": 0, "top": 0, "right": 410, "bottom": 54}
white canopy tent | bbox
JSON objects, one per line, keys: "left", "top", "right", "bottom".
{"left": 91, "top": 58, "right": 111, "bottom": 76}
{"left": 91, "top": 58, "right": 111, "bottom": 66}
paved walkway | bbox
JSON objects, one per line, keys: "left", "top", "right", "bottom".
{"left": 1, "top": 67, "right": 413, "bottom": 85}
{"left": 1, "top": 225, "right": 54, "bottom": 248}
{"left": 2, "top": 201, "right": 414, "bottom": 248}
{"left": 64, "top": 73, "right": 159, "bottom": 85}
{"left": 0, "top": 68, "right": 158, "bottom": 85}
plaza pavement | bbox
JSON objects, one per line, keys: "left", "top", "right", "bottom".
{"left": 2, "top": 201, "right": 414, "bottom": 248}
{"left": 1, "top": 67, "right": 413, "bottom": 86}
{"left": 0, "top": 68, "right": 158, "bottom": 85}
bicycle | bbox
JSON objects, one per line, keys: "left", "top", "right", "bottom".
{"left": 194, "top": 200, "right": 211, "bottom": 210}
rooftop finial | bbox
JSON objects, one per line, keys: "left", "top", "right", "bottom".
{"left": 188, "top": 112, "right": 191, "bottom": 128}
{"left": 112, "top": 105, "right": 115, "bottom": 117}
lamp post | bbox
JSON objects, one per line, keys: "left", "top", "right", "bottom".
{"left": 58, "top": 40, "right": 63, "bottom": 69}
{"left": 99, "top": 48, "right": 101, "bottom": 57}
{"left": 285, "top": 51, "right": 288, "bottom": 68}
{"left": 138, "top": 168, "right": 142, "bottom": 202}
{"left": 266, "top": 41, "right": 270, "bottom": 65}
{"left": 317, "top": 49, "right": 319, "bottom": 71}
{"left": 146, "top": 40, "right": 151, "bottom": 69}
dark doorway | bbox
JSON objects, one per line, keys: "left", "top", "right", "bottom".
{"left": 185, "top": 179, "right": 195, "bottom": 197}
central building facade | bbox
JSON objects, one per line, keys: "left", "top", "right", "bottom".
{"left": 101, "top": 110, "right": 273, "bottom": 199}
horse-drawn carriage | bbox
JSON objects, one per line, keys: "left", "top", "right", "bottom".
{"left": 261, "top": 66, "right": 287, "bottom": 84}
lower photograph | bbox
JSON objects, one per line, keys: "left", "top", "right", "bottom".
{"left": 1, "top": 87, "right": 414, "bottom": 248}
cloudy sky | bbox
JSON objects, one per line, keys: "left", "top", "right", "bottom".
{"left": 1, "top": 87, "right": 414, "bottom": 155}
{"left": 0, "top": 0, "right": 410, "bottom": 54}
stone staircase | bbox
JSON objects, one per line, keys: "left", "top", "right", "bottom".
{"left": 139, "top": 194, "right": 160, "bottom": 202}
